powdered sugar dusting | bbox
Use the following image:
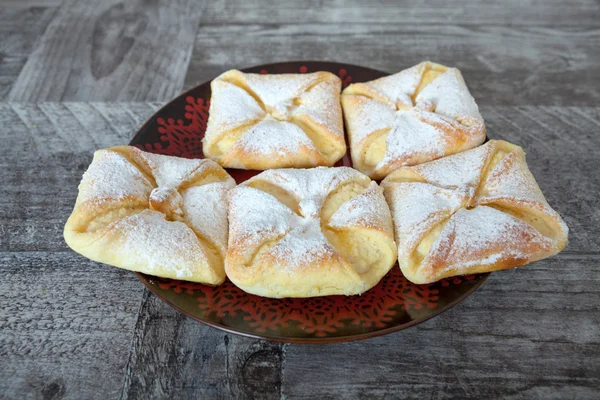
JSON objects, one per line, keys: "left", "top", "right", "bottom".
{"left": 294, "top": 79, "right": 343, "bottom": 136}
{"left": 205, "top": 80, "right": 265, "bottom": 140}
{"left": 377, "top": 109, "right": 447, "bottom": 170}
{"left": 268, "top": 220, "right": 337, "bottom": 272}
{"left": 481, "top": 148, "right": 548, "bottom": 204}
{"left": 229, "top": 167, "right": 386, "bottom": 273}
{"left": 182, "top": 180, "right": 235, "bottom": 257}
{"left": 385, "top": 182, "right": 463, "bottom": 258}
{"left": 233, "top": 118, "right": 315, "bottom": 154}
{"left": 107, "top": 210, "right": 205, "bottom": 280}
{"left": 140, "top": 151, "right": 211, "bottom": 188}
{"left": 329, "top": 182, "right": 392, "bottom": 233}
{"left": 416, "top": 68, "right": 482, "bottom": 122}
{"left": 365, "top": 63, "right": 423, "bottom": 106}
{"left": 424, "top": 206, "right": 552, "bottom": 273}
{"left": 243, "top": 72, "right": 321, "bottom": 107}
{"left": 78, "top": 150, "right": 152, "bottom": 204}
{"left": 343, "top": 62, "right": 485, "bottom": 177}
{"left": 205, "top": 71, "right": 343, "bottom": 164}
{"left": 411, "top": 142, "right": 492, "bottom": 188}
{"left": 343, "top": 96, "right": 396, "bottom": 147}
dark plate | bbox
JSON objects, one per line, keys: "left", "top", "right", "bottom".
{"left": 129, "top": 61, "right": 489, "bottom": 344}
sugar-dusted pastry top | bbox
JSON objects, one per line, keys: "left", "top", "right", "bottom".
{"left": 64, "top": 146, "right": 236, "bottom": 284}
{"left": 342, "top": 61, "right": 486, "bottom": 179}
{"left": 203, "top": 70, "right": 346, "bottom": 170}
{"left": 226, "top": 167, "right": 397, "bottom": 298}
{"left": 381, "top": 140, "right": 568, "bottom": 284}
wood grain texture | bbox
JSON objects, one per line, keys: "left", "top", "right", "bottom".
{"left": 201, "top": 0, "right": 600, "bottom": 26}
{"left": 281, "top": 257, "right": 600, "bottom": 399}
{"left": 186, "top": 6, "right": 600, "bottom": 106}
{"left": 1, "top": 1, "right": 599, "bottom": 398}
{"left": 122, "top": 294, "right": 283, "bottom": 399}
{"left": 0, "top": 6, "right": 57, "bottom": 99}
{"left": 7, "top": 0, "right": 205, "bottom": 102}
{"left": 0, "top": 102, "right": 160, "bottom": 253}
{"left": 0, "top": 251, "right": 144, "bottom": 399}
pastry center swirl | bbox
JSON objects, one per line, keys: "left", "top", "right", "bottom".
{"left": 149, "top": 187, "right": 184, "bottom": 221}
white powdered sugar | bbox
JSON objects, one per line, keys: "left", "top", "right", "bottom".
{"left": 411, "top": 142, "right": 492, "bottom": 189}
{"left": 344, "top": 62, "right": 485, "bottom": 176}
{"left": 233, "top": 118, "right": 315, "bottom": 154}
{"left": 205, "top": 80, "right": 265, "bottom": 139}
{"left": 344, "top": 96, "right": 396, "bottom": 147}
{"left": 243, "top": 72, "right": 321, "bottom": 108}
{"left": 206, "top": 71, "right": 342, "bottom": 160}
{"left": 268, "top": 220, "right": 337, "bottom": 272}
{"left": 377, "top": 109, "right": 447, "bottom": 170}
{"left": 140, "top": 151, "right": 209, "bottom": 188}
{"left": 77, "top": 147, "right": 235, "bottom": 279}
{"left": 78, "top": 150, "right": 152, "bottom": 204}
{"left": 229, "top": 167, "right": 386, "bottom": 272}
{"left": 228, "top": 186, "right": 300, "bottom": 259}
{"left": 365, "top": 63, "right": 423, "bottom": 106}
{"left": 329, "top": 182, "right": 392, "bottom": 233}
{"left": 424, "top": 206, "right": 552, "bottom": 271}
{"left": 107, "top": 210, "right": 203, "bottom": 280}
{"left": 386, "top": 182, "right": 463, "bottom": 257}
{"left": 481, "top": 148, "right": 548, "bottom": 204}
{"left": 415, "top": 68, "right": 483, "bottom": 122}
{"left": 182, "top": 180, "right": 235, "bottom": 256}
{"left": 246, "top": 167, "right": 364, "bottom": 207}
{"left": 294, "top": 79, "right": 343, "bottom": 136}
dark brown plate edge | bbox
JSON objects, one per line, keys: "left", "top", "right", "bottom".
{"left": 129, "top": 60, "right": 490, "bottom": 344}
{"left": 136, "top": 272, "right": 489, "bottom": 344}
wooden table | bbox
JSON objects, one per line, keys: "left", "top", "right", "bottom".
{"left": 1, "top": 1, "right": 599, "bottom": 398}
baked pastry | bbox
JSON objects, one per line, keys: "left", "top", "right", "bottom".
{"left": 203, "top": 70, "right": 346, "bottom": 169}
{"left": 64, "top": 146, "right": 235, "bottom": 285}
{"left": 226, "top": 167, "right": 397, "bottom": 298}
{"left": 381, "top": 140, "right": 568, "bottom": 284}
{"left": 342, "top": 61, "right": 486, "bottom": 179}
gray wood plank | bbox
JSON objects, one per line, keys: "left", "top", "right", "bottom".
{"left": 281, "top": 257, "right": 600, "bottom": 399}
{"left": 0, "top": 6, "right": 57, "bottom": 99}
{"left": 7, "top": 0, "right": 205, "bottom": 102}
{"left": 122, "top": 294, "right": 283, "bottom": 399}
{"left": 201, "top": 0, "right": 600, "bottom": 26}
{"left": 185, "top": 23, "right": 600, "bottom": 106}
{"left": 0, "top": 102, "right": 161, "bottom": 253}
{"left": 0, "top": 251, "right": 145, "bottom": 400}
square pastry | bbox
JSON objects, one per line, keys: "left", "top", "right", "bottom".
{"left": 226, "top": 167, "right": 397, "bottom": 298}
{"left": 64, "top": 146, "right": 235, "bottom": 285}
{"left": 342, "top": 61, "right": 486, "bottom": 179}
{"left": 381, "top": 140, "right": 568, "bottom": 284}
{"left": 203, "top": 70, "right": 346, "bottom": 169}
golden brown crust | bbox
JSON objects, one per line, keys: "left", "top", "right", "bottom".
{"left": 342, "top": 61, "right": 486, "bottom": 179}
{"left": 203, "top": 70, "right": 346, "bottom": 169}
{"left": 381, "top": 140, "right": 568, "bottom": 284}
{"left": 64, "top": 146, "right": 236, "bottom": 284}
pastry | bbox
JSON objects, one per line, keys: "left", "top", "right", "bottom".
{"left": 342, "top": 61, "right": 486, "bottom": 179}
{"left": 381, "top": 140, "right": 568, "bottom": 284}
{"left": 226, "top": 167, "right": 397, "bottom": 298}
{"left": 64, "top": 146, "right": 235, "bottom": 285}
{"left": 203, "top": 70, "right": 346, "bottom": 169}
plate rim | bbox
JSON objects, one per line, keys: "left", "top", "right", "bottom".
{"left": 130, "top": 60, "right": 490, "bottom": 344}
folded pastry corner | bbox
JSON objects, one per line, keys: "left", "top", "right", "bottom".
{"left": 64, "top": 146, "right": 236, "bottom": 285}
{"left": 225, "top": 167, "right": 397, "bottom": 298}
{"left": 203, "top": 69, "right": 346, "bottom": 170}
{"left": 342, "top": 61, "right": 486, "bottom": 179}
{"left": 381, "top": 140, "right": 568, "bottom": 284}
